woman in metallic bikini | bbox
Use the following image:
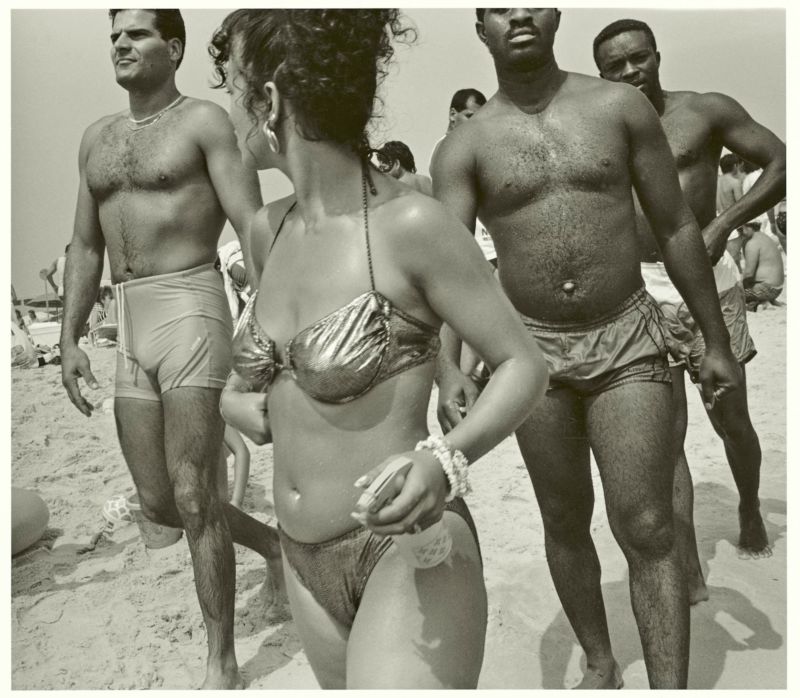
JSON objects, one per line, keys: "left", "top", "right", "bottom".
{"left": 210, "top": 9, "right": 547, "bottom": 688}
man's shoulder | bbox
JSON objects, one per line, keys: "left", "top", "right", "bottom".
{"left": 83, "top": 111, "right": 124, "bottom": 138}
{"left": 668, "top": 89, "right": 739, "bottom": 118}
{"left": 180, "top": 97, "right": 231, "bottom": 129}
{"left": 434, "top": 119, "right": 481, "bottom": 163}
{"left": 564, "top": 72, "right": 643, "bottom": 112}
{"left": 753, "top": 231, "right": 773, "bottom": 248}
{"left": 566, "top": 71, "right": 626, "bottom": 98}
{"left": 172, "top": 98, "right": 235, "bottom": 149}
{"left": 182, "top": 96, "right": 228, "bottom": 117}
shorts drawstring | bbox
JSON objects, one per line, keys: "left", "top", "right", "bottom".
{"left": 116, "top": 282, "right": 128, "bottom": 369}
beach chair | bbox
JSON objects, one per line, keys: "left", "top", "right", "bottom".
{"left": 89, "top": 323, "right": 118, "bottom": 347}
{"left": 88, "top": 305, "right": 118, "bottom": 347}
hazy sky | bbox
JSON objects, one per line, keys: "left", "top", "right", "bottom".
{"left": 9, "top": 6, "right": 786, "bottom": 299}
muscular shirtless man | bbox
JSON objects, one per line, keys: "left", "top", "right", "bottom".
{"left": 59, "top": 10, "right": 287, "bottom": 689}
{"left": 594, "top": 19, "right": 786, "bottom": 601}
{"left": 433, "top": 8, "right": 742, "bottom": 688}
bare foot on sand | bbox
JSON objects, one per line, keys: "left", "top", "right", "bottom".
{"left": 574, "top": 662, "right": 623, "bottom": 689}
{"left": 260, "top": 556, "right": 291, "bottom": 623}
{"left": 202, "top": 662, "right": 244, "bottom": 689}
{"left": 738, "top": 508, "right": 772, "bottom": 559}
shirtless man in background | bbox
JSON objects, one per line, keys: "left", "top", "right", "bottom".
{"left": 594, "top": 19, "right": 786, "bottom": 603}
{"left": 44, "top": 244, "right": 70, "bottom": 300}
{"left": 716, "top": 154, "right": 746, "bottom": 261}
{"left": 375, "top": 140, "right": 433, "bottom": 195}
{"left": 717, "top": 153, "right": 745, "bottom": 213}
{"left": 59, "top": 9, "right": 286, "bottom": 689}
{"left": 741, "top": 223, "right": 785, "bottom": 310}
{"left": 433, "top": 8, "right": 742, "bottom": 688}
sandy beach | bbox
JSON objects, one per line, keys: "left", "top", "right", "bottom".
{"left": 11, "top": 302, "right": 786, "bottom": 690}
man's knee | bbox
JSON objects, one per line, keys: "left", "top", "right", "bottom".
{"left": 709, "top": 398, "right": 757, "bottom": 445}
{"left": 611, "top": 507, "right": 675, "bottom": 559}
{"left": 172, "top": 477, "right": 219, "bottom": 530}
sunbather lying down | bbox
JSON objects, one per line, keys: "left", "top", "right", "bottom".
{"left": 11, "top": 323, "right": 60, "bottom": 368}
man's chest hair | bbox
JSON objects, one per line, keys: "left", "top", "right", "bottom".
{"left": 87, "top": 122, "right": 200, "bottom": 196}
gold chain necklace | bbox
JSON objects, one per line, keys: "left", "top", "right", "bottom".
{"left": 126, "top": 95, "right": 185, "bottom": 132}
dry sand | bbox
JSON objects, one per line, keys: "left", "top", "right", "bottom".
{"left": 11, "top": 304, "right": 787, "bottom": 689}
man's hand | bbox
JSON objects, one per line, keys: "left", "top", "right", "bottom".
{"left": 696, "top": 346, "right": 742, "bottom": 412}
{"left": 61, "top": 345, "right": 99, "bottom": 417}
{"left": 701, "top": 220, "right": 732, "bottom": 266}
{"left": 436, "top": 363, "right": 479, "bottom": 433}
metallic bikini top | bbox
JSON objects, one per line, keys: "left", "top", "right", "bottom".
{"left": 232, "top": 197, "right": 440, "bottom": 404}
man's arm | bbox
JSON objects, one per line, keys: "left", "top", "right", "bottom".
{"left": 61, "top": 123, "right": 106, "bottom": 416}
{"left": 741, "top": 238, "right": 759, "bottom": 288}
{"left": 625, "top": 89, "right": 730, "bottom": 349}
{"left": 430, "top": 128, "right": 482, "bottom": 430}
{"left": 427, "top": 136, "right": 444, "bottom": 177}
{"left": 702, "top": 94, "right": 786, "bottom": 259}
{"left": 194, "top": 101, "right": 263, "bottom": 281}
{"left": 624, "top": 87, "right": 740, "bottom": 404}
{"left": 43, "top": 259, "right": 59, "bottom": 294}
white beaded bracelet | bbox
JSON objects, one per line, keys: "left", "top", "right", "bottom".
{"left": 415, "top": 435, "right": 471, "bottom": 502}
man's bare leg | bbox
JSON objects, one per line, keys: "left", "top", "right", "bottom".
{"left": 587, "top": 381, "right": 689, "bottom": 689}
{"left": 115, "top": 390, "right": 287, "bottom": 689}
{"left": 517, "top": 390, "right": 622, "bottom": 690}
{"left": 117, "top": 394, "right": 288, "bottom": 608}
{"left": 704, "top": 366, "right": 770, "bottom": 557}
{"left": 673, "top": 451, "right": 709, "bottom": 604}
{"left": 162, "top": 387, "right": 242, "bottom": 689}
{"left": 114, "top": 393, "right": 239, "bottom": 688}
{"left": 669, "top": 367, "right": 709, "bottom": 604}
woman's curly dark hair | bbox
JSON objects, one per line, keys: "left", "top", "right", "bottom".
{"left": 209, "top": 9, "right": 415, "bottom": 151}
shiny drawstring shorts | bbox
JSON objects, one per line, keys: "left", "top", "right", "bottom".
{"left": 114, "top": 263, "right": 233, "bottom": 401}
{"left": 519, "top": 286, "right": 671, "bottom": 396}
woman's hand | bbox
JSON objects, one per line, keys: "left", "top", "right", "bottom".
{"left": 219, "top": 374, "right": 272, "bottom": 445}
{"left": 352, "top": 449, "right": 448, "bottom": 535}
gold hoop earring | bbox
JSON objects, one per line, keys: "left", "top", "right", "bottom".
{"left": 262, "top": 121, "right": 280, "bottom": 154}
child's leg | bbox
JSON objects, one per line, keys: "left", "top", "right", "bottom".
{"left": 223, "top": 426, "right": 250, "bottom": 509}
{"left": 217, "top": 444, "right": 229, "bottom": 502}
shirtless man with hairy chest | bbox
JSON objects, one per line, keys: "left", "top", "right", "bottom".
{"left": 60, "top": 9, "right": 288, "bottom": 689}
{"left": 433, "top": 8, "right": 742, "bottom": 689}
{"left": 86, "top": 97, "right": 228, "bottom": 275}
